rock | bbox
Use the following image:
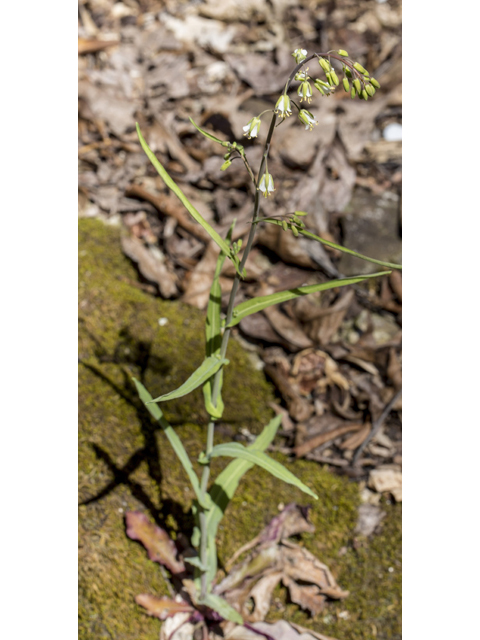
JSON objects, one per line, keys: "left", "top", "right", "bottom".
{"left": 338, "top": 188, "right": 402, "bottom": 275}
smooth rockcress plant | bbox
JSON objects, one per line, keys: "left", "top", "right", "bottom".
{"left": 130, "top": 47, "right": 399, "bottom": 627}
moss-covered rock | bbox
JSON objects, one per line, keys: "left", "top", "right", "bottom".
{"left": 78, "top": 218, "right": 401, "bottom": 640}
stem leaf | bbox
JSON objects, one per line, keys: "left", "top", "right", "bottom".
{"left": 135, "top": 123, "right": 241, "bottom": 276}
{"left": 189, "top": 117, "right": 230, "bottom": 147}
{"left": 226, "top": 272, "right": 391, "bottom": 327}
{"left": 132, "top": 377, "right": 210, "bottom": 509}
{"left": 263, "top": 218, "right": 402, "bottom": 270}
{"left": 207, "top": 439, "right": 317, "bottom": 499}
{"left": 148, "top": 356, "right": 229, "bottom": 403}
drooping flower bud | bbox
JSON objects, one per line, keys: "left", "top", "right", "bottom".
{"left": 350, "top": 87, "right": 356, "bottom": 99}
{"left": 338, "top": 49, "right": 349, "bottom": 57}
{"left": 291, "top": 225, "right": 299, "bottom": 237}
{"left": 353, "top": 78, "right": 362, "bottom": 94}
{"left": 282, "top": 220, "right": 288, "bottom": 232}
{"left": 298, "top": 109, "right": 318, "bottom": 131}
{"left": 258, "top": 171, "right": 275, "bottom": 198}
{"left": 275, "top": 94, "right": 292, "bottom": 118}
{"left": 365, "top": 84, "right": 375, "bottom": 97}
{"left": 343, "top": 77, "right": 350, "bottom": 92}
{"left": 221, "top": 158, "right": 232, "bottom": 171}
{"left": 370, "top": 77, "right": 381, "bottom": 89}
{"left": 242, "top": 117, "right": 261, "bottom": 139}
{"left": 318, "top": 57, "right": 331, "bottom": 73}
{"left": 330, "top": 70, "right": 340, "bottom": 86}
{"left": 361, "top": 89, "right": 368, "bottom": 101}
{"left": 353, "top": 62, "right": 367, "bottom": 74}
{"left": 314, "top": 78, "right": 332, "bottom": 96}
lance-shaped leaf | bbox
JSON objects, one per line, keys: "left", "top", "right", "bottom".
{"left": 203, "top": 415, "right": 282, "bottom": 585}
{"left": 262, "top": 217, "right": 402, "bottom": 270}
{"left": 204, "top": 441, "right": 317, "bottom": 500}
{"left": 125, "top": 511, "right": 185, "bottom": 574}
{"left": 203, "top": 223, "right": 234, "bottom": 419}
{"left": 226, "top": 272, "right": 391, "bottom": 327}
{"left": 200, "top": 593, "right": 243, "bottom": 625}
{"left": 189, "top": 117, "right": 230, "bottom": 147}
{"left": 147, "top": 356, "right": 229, "bottom": 403}
{"left": 136, "top": 123, "right": 241, "bottom": 276}
{"left": 132, "top": 378, "right": 210, "bottom": 509}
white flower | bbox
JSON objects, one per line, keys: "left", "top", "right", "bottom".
{"left": 298, "top": 109, "right": 318, "bottom": 131}
{"left": 242, "top": 117, "right": 261, "bottom": 139}
{"left": 275, "top": 94, "right": 292, "bottom": 118}
{"left": 297, "top": 81, "right": 313, "bottom": 103}
{"left": 292, "top": 48, "right": 308, "bottom": 63}
{"left": 258, "top": 171, "right": 275, "bottom": 198}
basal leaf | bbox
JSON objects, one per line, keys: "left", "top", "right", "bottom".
{"left": 206, "top": 442, "right": 318, "bottom": 499}
{"left": 148, "top": 356, "right": 229, "bottom": 403}
{"left": 136, "top": 123, "right": 241, "bottom": 275}
{"left": 200, "top": 593, "right": 243, "bottom": 625}
{"left": 132, "top": 378, "right": 210, "bottom": 508}
{"left": 226, "top": 272, "right": 391, "bottom": 327}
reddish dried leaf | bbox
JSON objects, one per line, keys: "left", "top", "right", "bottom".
{"left": 135, "top": 594, "right": 193, "bottom": 620}
{"left": 125, "top": 511, "right": 185, "bottom": 574}
{"left": 282, "top": 576, "right": 326, "bottom": 616}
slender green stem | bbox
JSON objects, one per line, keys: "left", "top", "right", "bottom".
{"left": 198, "top": 111, "right": 278, "bottom": 599}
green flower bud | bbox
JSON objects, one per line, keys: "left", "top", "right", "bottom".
{"left": 291, "top": 225, "right": 299, "bottom": 237}
{"left": 319, "top": 57, "right": 331, "bottom": 73}
{"left": 236, "top": 238, "right": 243, "bottom": 250}
{"left": 331, "top": 70, "right": 339, "bottom": 86}
{"left": 353, "top": 78, "right": 362, "bottom": 93}
{"left": 345, "top": 67, "right": 353, "bottom": 78}
{"left": 326, "top": 71, "right": 335, "bottom": 86}
{"left": 221, "top": 159, "right": 232, "bottom": 171}
{"left": 294, "top": 210, "right": 308, "bottom": 216}
{"left": 338, "top": 49, "right": 349, "bottom": 57}
{"left": 282, "top": 220, "right": 288, "bottom": 232}
{"left": 351, "top": 87, "right": 356, "bottom": 99}
{"left": 361, "top": 89, "right": 368, "bottom": 100}
{"left": 365, "top": 84, "right": 375, "bottom": 97}
{"left": 370, "top": 77, "right": 381, "bottom": 89}
{"left": 353, "top": 62, "right": 367, "bottom": 74}
{"left": 343, "top": 77, "right": 350, "bottom": 92}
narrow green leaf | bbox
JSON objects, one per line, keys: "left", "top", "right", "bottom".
{"left": 263, "top": 218, "right": 402, "bottom": 270}
{"left": 148, "top": 356, "right": 229, "bottom": 403}
{"left": 202, "top": 223, "right": 234, "bottom": 420}
{"left": 206, "top": 442, "right": 317, "bottom": 499}
{"left": 189, "top": 117, "right": 230, "bottom": 147}
{"left": 132, "top": 378, "right": 210, "bottom": 509}
{"left": 226, "top": 272, "right": 391, "bottom": 327}
{"left": 135, "top": 123, "right": 241, "bottom": 276}
{"left": 205, "top": 415, "right": 282, "bottom": 542}
{"left": 200, "top": 593, "right": 243, "bottom": 625}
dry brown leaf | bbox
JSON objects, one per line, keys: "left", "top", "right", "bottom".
{"left": 121, "top": 235, "right": 179, "bottom": 298}
{"left": 135, "top": 594, "right": 193, "bottom": 620}
{"left": 294, "top": 423, "right": 364, "bottom": 458}
{"left": 368, "top": 465, "right": 402, "bottom": 501}
{"left": 125, "top": 511, "right": 185, "bottom": 574}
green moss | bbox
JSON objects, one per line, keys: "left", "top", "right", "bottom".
{"left": 78, "top": 218, "right": 401, "bottom": 640}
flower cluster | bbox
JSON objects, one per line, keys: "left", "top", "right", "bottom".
{"left": 233, "top": 48, "right": 381, "bottom": 197}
